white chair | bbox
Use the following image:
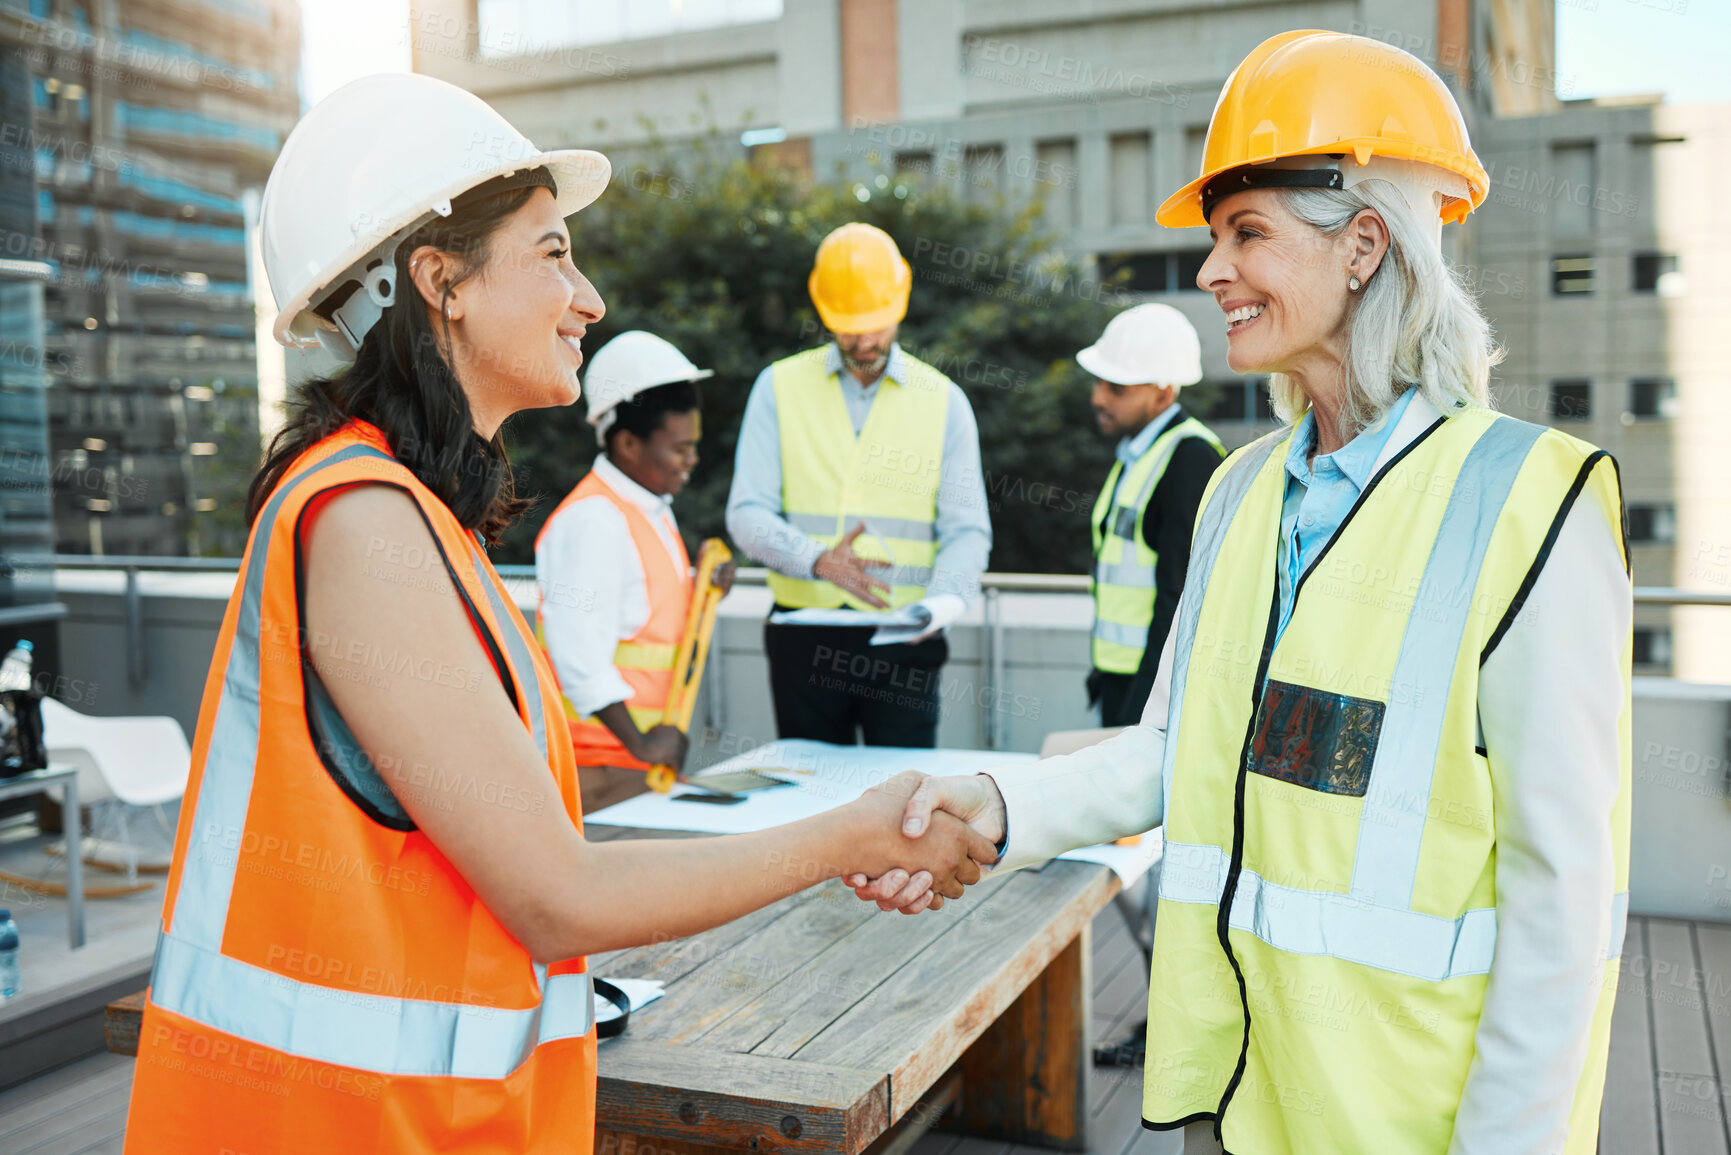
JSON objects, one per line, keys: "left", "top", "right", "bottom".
{"left": 41, "top": 697, "right": 191, "bottom": 885}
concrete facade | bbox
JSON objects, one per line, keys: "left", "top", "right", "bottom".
{"left": 4, "top": 0, "right": 302, "bottom": 558}
{"left": 416, "top": 0, "right": 1730, "bottom": 678}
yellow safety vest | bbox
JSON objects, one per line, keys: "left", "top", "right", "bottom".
{"left": 767, "top": 346, "right": 950, "bottom": 609}
{"left": 1144, "top": 408, "right": 1630, "bottom": 1153}
{"left": 1091, "top": 415, "right": 1224, "bottom": 674}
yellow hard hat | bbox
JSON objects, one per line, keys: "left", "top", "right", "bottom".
{"left": 808, "top": 223, "right": 912, "bottom": 334}
{"left": 1156, "top": 30, "right": 1489, "bottom": 230}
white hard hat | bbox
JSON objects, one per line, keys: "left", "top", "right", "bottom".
{"left": 260, "top": 72, "right": 611, "bottom": 360}
{"left": 585, "top": 331, "right": 714, "bottom": 437}
{"left": 1076, "top": 302, "right": 1203, "bottom": 388}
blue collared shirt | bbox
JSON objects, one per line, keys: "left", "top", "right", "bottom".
{"left": 1102, "top": 404, "right": 1182, "bottom": 513}
{"left": 1274, "top": 389, "right": 1417, "bottom": 640}
{"left": 724, "top": 342, "right": 992, "bottom": 603}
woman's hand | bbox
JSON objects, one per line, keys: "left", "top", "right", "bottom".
{"left": 837, "top": 771, "right": 999, "bottom": 906}
{"left": 845, "top": 774, "right": 1007, "bottom": 914}
{"left": 712, "top": 559, "right": 737, "bottom": 596}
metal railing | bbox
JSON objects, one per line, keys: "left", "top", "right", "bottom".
{"left": 42, "top": 555, "right": 1731, "bottom": 739}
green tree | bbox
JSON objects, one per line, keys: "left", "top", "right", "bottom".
{"left": 498, "top": 147, "right": 1131, "bottom": 575}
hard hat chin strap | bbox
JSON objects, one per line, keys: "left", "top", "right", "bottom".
{"left": 329, "top": 260, "right": 396, "bottom": 358}
{"left": 1204, "top": 155, "right": 1468, "bottom": 253}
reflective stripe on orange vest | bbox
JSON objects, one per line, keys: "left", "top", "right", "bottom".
{"left": 125, "top": 422, "right": 595, "bottom": 1154}
{"left": 535, "top": 467, "right": 692, "bottom": 771}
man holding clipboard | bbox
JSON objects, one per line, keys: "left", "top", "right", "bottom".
{"left": 726, "top": 224, "right": 991, "bottom": 747}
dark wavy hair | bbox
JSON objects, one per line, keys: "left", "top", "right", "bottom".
{"left": 246, "top": 170, "right": 556, "bottom": 543}
{"left": 603, "top": 379, "right": 703, "bottom": 452}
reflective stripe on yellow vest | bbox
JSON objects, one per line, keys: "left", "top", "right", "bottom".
{"left": 766, "top": 346, "right": 950, "bottom": 609}
{"left": 1143, "top": 409, "right": 1630, "bottom": 1154}
{"left": 534, "top": 468, "right": 692, "bottom": 771}
{"left": 1091, "top": 416, "right": 1224, "bottom": 674}
{"left": 126, "top": 421, "right": 595, "bottom": 1154}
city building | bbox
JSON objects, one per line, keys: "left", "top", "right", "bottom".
{"left": 2, "top": 0, "right": 301, "bottom": 557}
{"left": 417, "top": 0, "right": 1727, "bottom": 679}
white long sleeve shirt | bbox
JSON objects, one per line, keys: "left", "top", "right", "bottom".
{"left": 988, "top": 397, "right": 1629, "bottom": 1153}
{"left": 535, "top": 456, "right": 687, "bottom": 718}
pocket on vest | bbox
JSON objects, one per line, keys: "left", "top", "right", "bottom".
{"left": 1248, "top": 680, "right": 1384, "bottom": 797}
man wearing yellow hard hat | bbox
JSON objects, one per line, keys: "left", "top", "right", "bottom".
{"left": 1080, "top": 303, "right": 1225, "bottom": 730}
{"left": 851, "top": 29, "right": 1631, "bottom": 1155}
{"left": 726, "top": 223, "right": 990, "bottom": 746}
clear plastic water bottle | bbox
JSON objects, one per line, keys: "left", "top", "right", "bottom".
{"left": 0, "top": 910, "right": 19, "bottom": 1001}
{"left": 0, "top": 641, "right": 32, "bottom": 694}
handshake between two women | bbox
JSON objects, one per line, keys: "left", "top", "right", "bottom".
{"left": 841, "top": 771, "right": 1006, "bottom": 914}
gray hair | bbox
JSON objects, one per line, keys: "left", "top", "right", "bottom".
{"left": 1268, "top": 182, "right": 1502, "bottom": 441}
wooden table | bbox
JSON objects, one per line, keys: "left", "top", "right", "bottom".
{"left": 106, "top": 824, "right": 1119, "bottom": 1153}
{"left": 584, "top": 824, "right": 1119, "bottom": 1153}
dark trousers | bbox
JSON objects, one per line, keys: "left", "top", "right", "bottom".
{"left": 1093, "top": 669, "right": 1150, "bottom": 729}
{"left": 764, "top": 610, "right": 948, "bottom": 747}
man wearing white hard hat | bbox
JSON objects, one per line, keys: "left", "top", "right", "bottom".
{"left": 535, "top": 331, "right": 733, "bottom": 811}
{"left": 1080, "top": 303, "right": 1224, "bottom": 729}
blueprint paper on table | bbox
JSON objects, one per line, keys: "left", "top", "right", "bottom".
{"left": 584, "top": 739, "right": 1162, "bottom": 885}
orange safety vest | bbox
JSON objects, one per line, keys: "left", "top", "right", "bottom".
{"left": 124, "top": 420, "right": 596, "bottom": 1154}
{"left": 535, "top": 468, "right": 692, "bottom": 771}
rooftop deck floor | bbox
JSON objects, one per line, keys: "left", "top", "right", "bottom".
{"left": 0, "top": 898, "right": 1723, "bottom": 1154}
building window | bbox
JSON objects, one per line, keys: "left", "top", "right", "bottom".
{"left": 1631, "top": 252, "right": 1679, "bottom": 293}
{"left": 1193, "top": 377, "right": 1273, "bottom": 422}
{"left": 1549, "top": 142, "right": 1596, "bottom": 237}
{"left": 1174, "top": 249, "right": 1210, "bottom": 292}
{"left": 1094, "top": 250, "right": 1212, "bottom": 293}
{"left": 1551, "top": 255, "right": 1594, "bottom": 295}
{"left": 1626, "top": 504, "right": 1675, "bottom": 544}
{"left": 1096, "top": 252, "right": 1168, "bottom": 293}
{"left": 1549, "top": 380, "right": 1591, "bottom": 420}
{"left": 1199, "top": 381, "right": 1247, "bottom": 423}
{"left": 1631, "top": 628, "right": 1672, "bottom": 669}
{"left": 1109, "top": 133, "right": 1152, "bottom": 227}
{"left": 962, "top": 145, "right": 1004, "bottom": 201}
{"left": 1035, "top": 138, "right": 1078, "bottom": 233}
{"left": 1628, "top": 378, "right": 1677, "bottom": 419}
{"left": 894, "top": 151, "right": 934, "bottom": 178}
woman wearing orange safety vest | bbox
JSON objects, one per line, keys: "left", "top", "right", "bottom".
{"left": 121, "top": 74, "right": 995, "bottom": 1155}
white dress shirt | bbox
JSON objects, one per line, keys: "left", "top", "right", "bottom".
{"left": 988, "top": 395, "right": 1629, "bottom": 1152}
{"left": 535, "top": 456, "right": 687, "bottom": 718}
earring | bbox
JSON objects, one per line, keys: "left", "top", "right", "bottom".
{"left": 1348, "top": 274, "right": 1362, "bottom": 293}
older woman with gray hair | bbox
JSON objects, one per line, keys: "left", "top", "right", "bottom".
{"left": 849, "top": 30, "right": 1631, "bottom": 1155}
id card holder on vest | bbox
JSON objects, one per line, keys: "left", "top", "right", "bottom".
{"left": 1112, "top": 506, "right": 1138, "bottom": 539}
{"left": 1248, "top": 680, "right": 1384, "bottom": 796}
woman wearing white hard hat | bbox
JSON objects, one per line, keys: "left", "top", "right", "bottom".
{"left": 1077, "top": 303, "right": 1225, "bottom": 732}
{"left": 534, "top": 331, "right": 735, "bottom": 813}
{"left": 854, "top": 30, "right": 1630, "bottom": 1155}
{"left": 124, "top": 74, "right": 994, "bottom": 1154}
